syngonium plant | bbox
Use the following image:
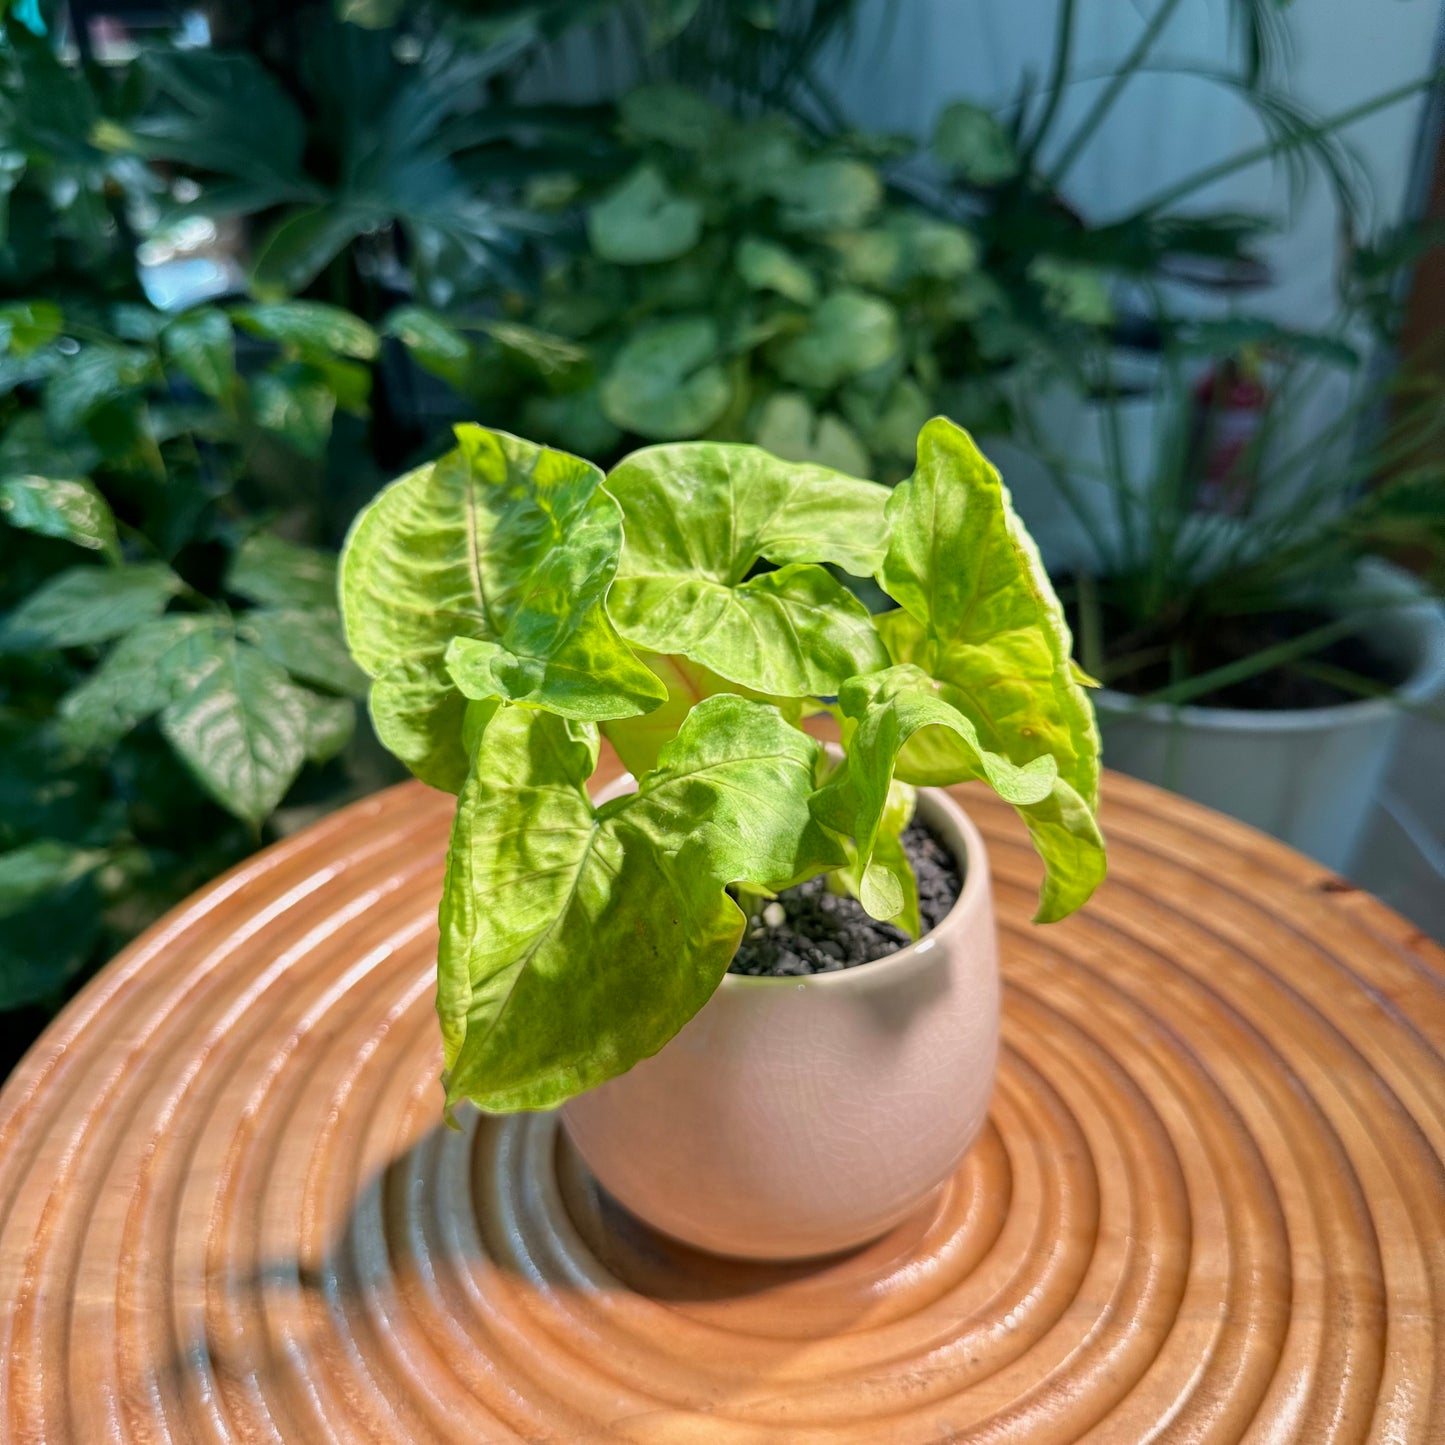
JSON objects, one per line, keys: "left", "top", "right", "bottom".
{"left": 339, "top": 416, "right": 1105, "bottom": 1114}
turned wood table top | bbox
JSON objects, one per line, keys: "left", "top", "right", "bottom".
{"left": 1, "top": 758, "right": 1443, "bottom": 1444}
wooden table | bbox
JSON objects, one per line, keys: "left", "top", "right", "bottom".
{"left": 2, "top": 763, "right": 1443, "bottom": 1443}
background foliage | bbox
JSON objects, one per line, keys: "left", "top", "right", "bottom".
{"left": 0, "top": 0, "right": 1436, "bottom": 1064}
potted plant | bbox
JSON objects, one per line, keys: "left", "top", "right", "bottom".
{"left": 1032, "top": 355, "right": 1445, "bottom": 872}
{"left": 338, "top": 415, "right": 1104, "bottom": 1258}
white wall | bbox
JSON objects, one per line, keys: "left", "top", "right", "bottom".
{"left": 821, "top": 0, "right": 1442, "bottom": 332}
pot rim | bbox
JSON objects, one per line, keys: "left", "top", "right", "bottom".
{"left": 1093, "top": 563, "right": 1445, "bottom": 733}
{"left": 590, "top": 773, "right": 989, "bottom": 994}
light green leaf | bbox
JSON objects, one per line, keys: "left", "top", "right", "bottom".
{"left": 249, "top": 362, "right": 337, "bottom": 459}
{"left": 588, "top": 164, "right": 702, "bottom": 265}
{"left": 735, "top": 236, "right": 817, "bottom": 304}
{"left": 159, "top": 634, "right": 311, "bottom": 825}
{"left": 600, "top": 651, "right": 802, "bottom": 777}
{"left": 370, "top": 653, "right": 471, "bottom": 793}
{"left": 774, "top": 290, "right": 900, "bottom": 390}
{"left": 161, "top": 307, "right": 236, "bottom": 400}
{"left": 600, "top": 316, "right": 731, "bottom": 438}
{"left": 610, "top": 560, "right": 885, "bottom": 698}
{"left": 228, "top": 533, "right": 338, "bottom": 610}
{"left": 606, "top": 439, "right": 891, "bottom": 693}
{"left": 338, "top": 0, "right": 406, "bottom": 25}
{"left": 775, "top": 158, "right": 881, "bottom": 232}
{"left": 620, "top": 84, "right": 727, "bottom": 150}
{"left": 384, "top": 305, "right": 473, "bottom": 391}
{"left": 234, "top": 301, "right": 379, "bottom": 361}
{"left": 932, "top": 102, "right": 1019, "bottom": 185}
{"left": 753, "top": 392, "right": 871, "bottom": 478}
{"left": 876, "top": 418, "right": 1102, "bottom": 810}
{"left": 340, "top": 425, "right": 664, "bottom": 781}
{"left": 0, "top": 474, "right": 120, "bottom": 561}
{"left": 0, "top": 563, "right": 181, "bottom": 653}
{"left": 0, "top": 841, "right": 104, "bottom": 918}
{"left": 439, "top": 695, "right": 843, "bottom": 1113}
{"left": 237, "top": 607, "right": 367, "bottom": 696}
{"left": 59, "top": 614, "right": 231, "bottom": 749}
{"left": 814, "top": 665, "right": 1102, "bottom": 923}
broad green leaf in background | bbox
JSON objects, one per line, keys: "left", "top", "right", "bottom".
{"left": 812, "top": 665, "right": 1105, "bottom": 924}
{"left": 0, "top": 562, "right": 180, "bottom": 653}
{"left": 1029, "top": 257, "right": 1114, "bottom": 326}
{"left": 237, "top": 607, "right": 367, "bottom": 696}
{"left": 735, "top": 235, "right": 817, "bottom": 305}
{"left": 478, "top": 319, "right": 588, "bottom": 389}
{"left": 384, "top": 305, "right": 473, "bottom": 392}
{"left": 605, "top": 440, "right": 892, "bottom": 693}
{"left": 0, "top": 474, "right": 120, "bottom": 561}
{"left": 249, "top": 362, "right": 338, "bottom": 459}
{"left": 588, "top": 164, "right": 703, "bottom": 265}
{"left": 600, "top": 316, "right": 731, "bottom": 438}
{"left": 0, "top": 300, "right": 63, "bottom": 354}
{"left": 59, "top": 613, "right": 230, "bottom": 749}
{"left": 297, "top": 690, "right": 357, "bottom": 764}
{"left": 340, "top": 426, "right": 665, "bottom": 785}
{"left": 773, "top": 290, "right": 900, "bottom": 390}
{"left": 161, "top": 307, "right": 237, "bottom": 400}
{"left": 620, "top": 83, "right": 727, "bottom": 150}
{"left": 752, "top": 392, "right": 871, "bottom": 478}
{"left": 0, "top": 840, "right": 104, "bottom": 916}
{"left": 878, "top": 417, "right": 1102, "bottom": 809}
{"left": 227, "top": 532, "right": 339, "bottom": 610}
{"left": 44, "top": 347, "right": 153, "bottom": 434}
{"left": 840, "top": 378, "right": 932, "bottom": 464}
{"left": 522, "top": 386, "right": 623, "bottom": 460}
{"left": 439, "top": 695, "right": 844, "bottom": 1113}
{"left": 250, "top": 204, "right": 366, "bottom": 297}
{"left": 159, "top": 633, "right": 312, "bottom": 826}
{"left": 774, "top": 157, "right": 881, "bottom": 232}
{"left": 932, "top": 102, "right": 1020, "bottom": 185}
{"left": 233, "top": 301, "right": 380, "bottom": 362}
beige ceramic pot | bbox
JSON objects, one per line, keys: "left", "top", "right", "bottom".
{"left": 561, "top": 784, "right": 1000, "bottom": 1260}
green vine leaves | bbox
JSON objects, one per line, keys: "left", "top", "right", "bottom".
{"left": 339, "top": 419, "right": 1106, "bottom": 1113}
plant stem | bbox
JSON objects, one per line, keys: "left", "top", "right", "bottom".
{"left": 1129, "top": 74, "right": 1435, "bottom": 217}
{"left": 1075, "top": 569, "right": 1106, "bottom": 680}
{"left": 1020, "top": 0, "right": 1078, "bottom": 169}
{"left": 1044, "top": 0, "right": 1185, "bottom": 190}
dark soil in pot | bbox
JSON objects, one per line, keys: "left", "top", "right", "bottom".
{"left": 728, "top": 820, "right": 963, "bottom": 978}
{"left": 1068, "top": 594, "right": 1410, "bottom": 709}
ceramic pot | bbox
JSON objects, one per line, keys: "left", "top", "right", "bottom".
{"left": 560, "top": 785, "right": 999, "bottom": 1261}
{"left": 1094, "top": 561, "right": 1445, "bottom": 873}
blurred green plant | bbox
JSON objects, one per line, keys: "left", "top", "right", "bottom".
{"left": 0, "top": 292, "right": 375, "bottom": 1025}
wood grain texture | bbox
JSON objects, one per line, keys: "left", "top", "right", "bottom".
{"left": 1, "top": 760, "right": 1443, "bottom": 1443}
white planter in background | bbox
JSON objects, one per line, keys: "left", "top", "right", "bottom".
{"left": 1093, "top": 563, "right": 1445, "bottom": 873}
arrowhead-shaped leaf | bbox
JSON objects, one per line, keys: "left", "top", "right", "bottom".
{"left": 877, "top": 417, "right": 1102, "bottom": 809}
{"left": 773, "top": 290, "right": 900, "bottom": 390}
{"left": 605, "top": 440, "right": 892, "bottom": 694}
{"left": 833, "top": 664, "right": 1105, "bottom": 924}
{"left": 439, "top": 695, "right": 843, "bottom": 1113}
{"left": 340, "top": 425, "right": 664, "bottom": 788}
